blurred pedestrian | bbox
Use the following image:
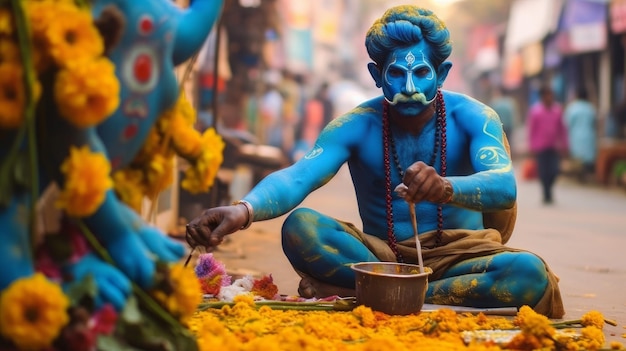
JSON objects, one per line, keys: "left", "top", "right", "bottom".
{"left": 279, "top": 70, "right": 304, "bottom": 156}
{"left": 527, "top": 85, "right": 569, "bottom": 204}
{"left": 489, "top": 85, "right": 519, "bottom": 154}
{"left": 291, "top": 82, "right": 335, "bottom": 161}
{"left": 563, "top": 88, "right": 597, "bottom": 182}
{"left": 259, "top": 70, "right": 284, "bottom": 148}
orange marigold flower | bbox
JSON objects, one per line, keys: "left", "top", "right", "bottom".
{"left": 581, "top": 310, "right": 605, "bottom": 329}
{"left": 578, "top": 325, "right": 606, "bottom": 350}
{"left": 181, "top": 128, "right": 224, "bottom": 194}
{"left": 0, "top": 7, "right": 13, "bottom": 35}
{"left": 112, "top": 168, "right": 146, "bottom": 212}
{"left": 0, "top": 62, "right": 26, "bottom": 129}
{"left": 56, "top": 145, "right": 113, "bottom": 217}
{"left": 0, "top": 38, "right": 20, "bottom": 64}
{"left": 23, "top": 1, "right": 64, "bottom": 72}
{"left": 54, "top": 58, "right": 120, "bottom": 127}
{"left": 144, "top": 152, "right": 175, "bottom": 196}
{"left": 171, "top": 113, "right": 203, "bottom": 158}
{"left": 152, "top": 263, "right": 202, "bottom": 322}
{"left": 44, "top": 5, "right": 104, "bottom": 67}
{"left": 0, "top": 273, "right": 70, "bottom": 350}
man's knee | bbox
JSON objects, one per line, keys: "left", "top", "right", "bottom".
{"left": 282, "top": 208, "right": 318, "bottom": 240}
{"left": 498, "top": 251, "right": 549, "bottom": 305}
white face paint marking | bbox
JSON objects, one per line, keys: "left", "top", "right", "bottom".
{"left": 304, "top": 145, "right": 324, "bottom": 159}
{"left": 405, "top": 51, "right": 415, "bottom": 67}
{"left": 419, "top": 50, "right": 435, "bottom": 81}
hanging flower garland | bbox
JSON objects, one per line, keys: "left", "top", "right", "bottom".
{"left": 0, "top": 0, "right": 221, "bottom": 349}
{"left": 113, "top": 91, "right": 225, "bottom": 212}
{"left": 0, "top": 0, "right": 120, "bottom": 217}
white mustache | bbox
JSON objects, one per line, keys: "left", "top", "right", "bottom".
{"left": 385, "top": 92, "right": 435, "bottom": 105}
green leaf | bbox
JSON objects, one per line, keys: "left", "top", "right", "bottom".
{"left": 66, "top": 274, "right": 98, "bottom": 305}
{"left": 96, "top": 335, "right": 140, "bottom": 351}
{"left": 120, "top": 296, "right": 142, "bottom": 324}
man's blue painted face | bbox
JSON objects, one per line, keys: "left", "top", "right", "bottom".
{"left": 381, "top": 41, "right": 439, "bottom": 116}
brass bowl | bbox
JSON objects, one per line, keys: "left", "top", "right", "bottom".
{"left": 351, "top": 262, "right": 432, "bottom": 315}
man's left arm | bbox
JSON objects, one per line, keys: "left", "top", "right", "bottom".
{"left": 446, "top": 100, "right": 516, "bottom": 212}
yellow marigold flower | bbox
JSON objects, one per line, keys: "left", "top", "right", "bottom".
{"left": 44, "top": 5, "right": 103, "bottom": 67}
{"left": 23, "top": 1, "right": 63, "bottom": 72}
{"left": 171, "top": 114, "right": 203, "bottom": 159}
{"left": 0, "top": 7, "right": 13, "bottom": 35}
{"left": 152, "top": 263, "right": 202, "bottom": 322}
{"left": 54, "top": 58, "right": 120, "bottom": 127}
{"left": 514, "top": 305, "right": 555, "bottom": 336}
{"left": 0, "top": 62, "right": 25, "bottom": 129}
{"left": 578, "top": 325, "right": 605, "bottom": 350}
{"left": 112, "top": 168, "right": 146, "bottom": 212}
{"left": 581, "top": 310, "right": 605, "bottom": 329}
{"left": 181, "top": 128, "right": 224, "bottom": 194}
{"left": 176, "top": 91, "right": 197, "bottom": 126}
{"left": 145, "top": 152, "right": 174, "bottom": 196}
{"left": 0, "top": 38, "right": 20, "bottom": 64}
{"left": 352, "top": 305, "right": 377, "bottom": 328}
{"left": 56, "top": 145, "right": 113, "bottom": 217}
{"left": 0, "top": 273, "right": 70, "bottom": 350}
{"left": 233, "top": 294, "right": 255, "bottom": 307}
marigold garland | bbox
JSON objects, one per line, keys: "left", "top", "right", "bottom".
{"left": 54, "top": 57, "right": 120, "bottom": 127}
{"left": 189, "top": 300, "right": 617, "bottom": 351}
{"left": 43, "top": 4, "right": 104, "bottom": 68}
{"left": 112, "top": 92, "right": 225, "bottom": 210}
{"left": 0, "top": 273, "right": 70, "bottom": 350}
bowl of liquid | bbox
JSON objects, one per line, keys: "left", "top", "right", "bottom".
{"left": 351, "top": 262, "right": 432, "bottom": 315}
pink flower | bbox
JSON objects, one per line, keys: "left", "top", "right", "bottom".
{"left": 195, "top": 253, "right": 231, "bottom": 295}
{"left": 91, "top": 304, "right": 118, "bottom": 335}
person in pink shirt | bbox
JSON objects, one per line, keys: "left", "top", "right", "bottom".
{"left": 527, "top": 85, "right": 569, "bottom": 204}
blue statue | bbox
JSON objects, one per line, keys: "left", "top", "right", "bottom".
{"left": 0, "top": 0, "right": 224, "bottom": 311}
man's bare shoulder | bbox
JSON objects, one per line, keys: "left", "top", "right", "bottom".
{"left": 326, "top": 96, "right": 383, "bottom": 129}
{"left": 443, "top": 90, "right": 495, "bottom": 122}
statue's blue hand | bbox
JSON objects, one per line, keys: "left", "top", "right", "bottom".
{"left": 137, "top": 225, "right": 186, "bottom": 262}
{"left": 0, "top": 193, "right": 35, "bottom": 290}
{"left": 63, "top": 253, "right": 132, "bottom": 311}
{"left": 104, "top": 233, "right": 156, "bottom": 289}
{"left": 120, "top": 206, "right": 186, "bottom": 262}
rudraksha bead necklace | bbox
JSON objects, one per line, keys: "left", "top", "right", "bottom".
{"left": 382, "top": 89, "right": 448, "bottom": 262}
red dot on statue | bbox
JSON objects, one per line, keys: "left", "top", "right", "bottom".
{"left": 123, "top": 124, "right": 138, "bottom": 139}
{"left": 139, "top": 17, "right": 153, "bottom": 34}
{"left": 134, "top": 54, "right": 152, "bottom": 83}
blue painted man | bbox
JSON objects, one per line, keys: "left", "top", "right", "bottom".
{"left": 188, "top": 5, "right": 564, "bottom": 318}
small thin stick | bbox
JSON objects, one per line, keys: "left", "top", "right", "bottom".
{"left": 409, "top": 203, "right": 425, "bottom": 274}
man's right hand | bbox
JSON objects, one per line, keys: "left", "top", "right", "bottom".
{"left": 185, "top": 204, "right": 250, "bottom": 248}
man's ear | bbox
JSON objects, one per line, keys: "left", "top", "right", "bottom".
{"left": 436, "top": 61, "right": 453, "bottom": 88}
{"left": 368, "top": 62, "right": 383, "bottom": 88}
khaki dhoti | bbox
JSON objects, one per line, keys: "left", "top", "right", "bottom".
{"left": 296, "top": 223, "right": 565, "bottom": 319}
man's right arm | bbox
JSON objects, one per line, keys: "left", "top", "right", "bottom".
{"left": 242, "top": 110, "right": 367, "bottom": 221}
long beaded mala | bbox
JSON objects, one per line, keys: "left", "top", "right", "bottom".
{"left": 383, "top": 89, "right": 448, "bottom": 262}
